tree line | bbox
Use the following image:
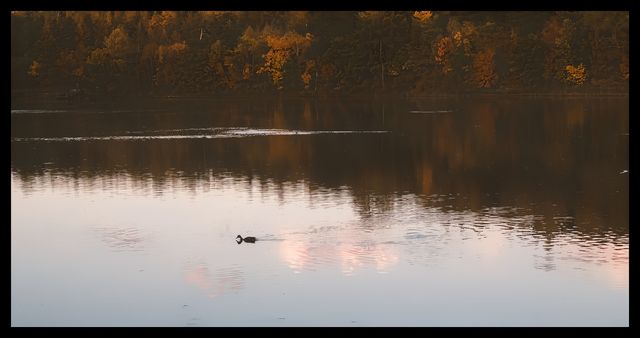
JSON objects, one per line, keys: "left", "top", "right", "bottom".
{"left": 11, "top": 11, "right": 629, "bottom": 96}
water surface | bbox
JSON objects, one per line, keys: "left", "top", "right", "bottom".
{"left": 11, "top": 97, "right": 629, "bottom": 326}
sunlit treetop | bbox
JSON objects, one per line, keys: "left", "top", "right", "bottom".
{"left": 413, "top": 11, "right": 433, "bottom": 23}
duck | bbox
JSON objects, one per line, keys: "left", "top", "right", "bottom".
{"left": 236, "top": 235, "right": 257, "bottom": 244}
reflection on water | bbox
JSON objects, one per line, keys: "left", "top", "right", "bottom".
{"left": 183, "top": 262, "right": 245, "bottom": 299}
{"left": 11, "top": 127, "right": 390, "bottom": 142}
{"left": 93, "top": 227, "right": 149, "bottom": 252}
{"left": 11, "top": 97, "right": 628, "bottom": 326}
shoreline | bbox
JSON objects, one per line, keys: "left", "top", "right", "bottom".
{"left": 10, "top": 89, "right": 629, "bottom": 103}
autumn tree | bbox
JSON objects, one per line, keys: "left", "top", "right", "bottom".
{"left": 155, "top": 41, "right": 188, "bottom": 91}
{"left": 564, "top": 64, "right": 587, "bottom": 85}
{"left": 257, "top": 31, "right": 313, "bottom": 89}
{"left": 85, "top": 25, "right": 135, "bottom": 91}
{"left": 472, "top": 48, "right": 497, "bottom": 88}
{"left": 234, "top": 26, "right": 265, "bottom": 85}
{"left": 10, "top": 11, "right": 630, "bottom": 95}
{"left": 541, "top": 14, "right": 577, "bottom": 86}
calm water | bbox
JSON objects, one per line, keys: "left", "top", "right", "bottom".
{"left": 11, "top": 96, "right": 628, "bottom": 326}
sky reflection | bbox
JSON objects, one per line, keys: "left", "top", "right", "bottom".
{"left": 11, "top": 97, "right": 628, "bottom": 326}
{"left": 11, "top": 156, "right": 628, "bottom": 326}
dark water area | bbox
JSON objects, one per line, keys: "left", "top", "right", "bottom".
{"left": 11, "top": 96, "right": 628, "bottom": 326}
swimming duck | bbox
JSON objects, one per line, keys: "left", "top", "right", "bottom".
{"left": 236, "top": 235, "right": 257, "bottom": 244}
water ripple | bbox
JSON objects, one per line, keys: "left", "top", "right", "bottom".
{"left": 12, "top": 128, "right": 391, "bottom": 142}
{"left": 92, "top": 226, "right": 151, "bottom": 252}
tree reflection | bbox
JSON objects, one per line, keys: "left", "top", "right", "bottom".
{"left": 11, "top": 97, "right": 628, "bottom": 244}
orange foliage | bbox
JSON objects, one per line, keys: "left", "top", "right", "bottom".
{"left": 435, "top": 36, "right": 454, "bottom": 75}
{"left": 257, "top": 31, "right": 313, "bottom": 88}
{"left": 258, "top": 48, "right": 289, "bottom": 87}
{"left": 413, "top": 11, "right": 433, "bottom": 23}
{"left": 564, "top": 64, "right": 587, "bottom": 85}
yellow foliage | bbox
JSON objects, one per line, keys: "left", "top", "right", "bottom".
{"left": 453, "top": 31, "right": 463, "bottom": 47}
{"left": 85, "top": 26, "right": 131, "bottom": 67}
{"left": 258, "top": 48, "right": 289, "bottom": 87}
{"left": 565, "top": 64, "right": 587, "bottom": 85}
{"left": 258, "top": 31, "right": 313, "bottom": 88}
{"left": 264, "top": 32, "right": 311, "bottom": 51}
{"left": 236, "top": 26, "right": 260, "bottom": 54}
{"left": 413, "top": 11, "right": 433, "bottom": 23}
{"left": 104, "top": 27, "right": 131, "bottom": 58}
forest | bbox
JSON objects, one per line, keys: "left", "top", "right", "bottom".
{"left": 11, "top": 11, "right": 629, "bottom": 97}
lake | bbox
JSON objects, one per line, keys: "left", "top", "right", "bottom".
{"left": 10, "top": 96, "right": 629, "bottom": 326}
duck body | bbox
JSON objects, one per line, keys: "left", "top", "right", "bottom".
{"left": 236, "top": 235, "right": 257, "bottom": 244}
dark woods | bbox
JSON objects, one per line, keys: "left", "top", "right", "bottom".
{"left": 11, "top": 11, "right": 629, "bottom": 98}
